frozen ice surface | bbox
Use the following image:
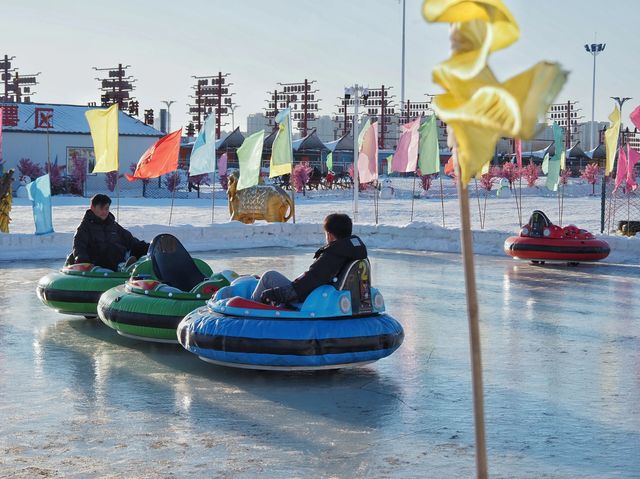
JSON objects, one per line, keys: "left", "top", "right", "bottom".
{"left": 1, "top": 248, "right": 639, "bottom": 478}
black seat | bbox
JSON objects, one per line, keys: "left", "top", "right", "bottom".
{"left": 148, "top": 234, "right": 206, "bottom": 291}
{"left": 335, "top": 259, "right": 373, "bottom": 315}
{"left": 528, "top": 210, "right": 553, "bottom": 237}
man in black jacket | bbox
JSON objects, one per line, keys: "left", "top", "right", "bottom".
{"left": 251, "top": 213, "right": 367, "bottom": 305}
{"left": 70, "top": 194, "right": 149, "bottom": 271}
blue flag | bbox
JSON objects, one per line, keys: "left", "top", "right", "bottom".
{"left": 26, "top": 174, "right": 54, "bottom": 235}
{"left": 189, "top": 114, "right": 216, "bottom": 176}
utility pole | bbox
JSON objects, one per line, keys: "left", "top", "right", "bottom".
{"left": 275, "top": 79, "right": 320, "bottom": 137}
{"left": 0, "top": 55, "right": 40, "bottom": 103}
{"left": 94, "top": 63, "right": 136, "bottom": 112}
{"left": 332, "top": 94, "right": 351, "bottom": 136}
{"left": 189, "top": 73, "right": 235, "bottom": 138}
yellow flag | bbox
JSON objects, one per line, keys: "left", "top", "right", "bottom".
{"left": 604, "top": 106, "right": 620, "bottom": 176}
{"left": 85, "top": 104, "right": 119, "bottom": 173}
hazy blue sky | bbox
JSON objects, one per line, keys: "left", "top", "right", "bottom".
{"left": 2, "top": 0, "right": 639, "bottom": 132}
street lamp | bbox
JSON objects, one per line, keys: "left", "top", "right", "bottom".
{"left": 600, "top": 96, "right": 632, "bottom": 233}
{"left": 344, "top": 85, "right": 369, "bottom": 221}
{"left": 584, "top": 42, "right": 605, "bottom": 151}
{"left": 162, "top": 100, "right": 175, "bottom": 133}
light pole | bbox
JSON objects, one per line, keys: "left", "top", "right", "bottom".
{"left": 584, "top": 42, "right": 605, "bottom": 151}
{"left": 600, "top": 96, "right": 632, "bottom": 232}
{"left": 345, "top": 85, "right": 369, "bottom": 222}
{"left": 229, "top": 104, "right": 239, "bottom": 131}
{"left": 162, "top": 100, "right": 175, "bottom": 133}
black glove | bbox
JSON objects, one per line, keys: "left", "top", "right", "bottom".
{"left": 260, "top": 287, "right": 288, "bottom": 305}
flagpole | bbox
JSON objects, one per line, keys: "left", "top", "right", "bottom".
{"left": 439, "top": 175, "right": 445, "bottom": 228}
{"left": 115, "top": 174, "right": 120, "bottom": 222}
{"left": 169, "top": 180, "right": 176, "bottom": 226}
{"left": 410, "top": 173, "right": 417, "bottom": 222}
{"left": 211, "top": 171, "right": 215, "bottom": 224}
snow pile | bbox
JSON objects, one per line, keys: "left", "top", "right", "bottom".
{"left": 2, "top": 220, "right": 637, "bottom": 264}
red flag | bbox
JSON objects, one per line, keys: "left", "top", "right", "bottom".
{"left": 515, "top": 138, "right": 522, "bottom": 168}
{"left": 444, "top": 156, "right": 455, "bottom": 176}
{"left": 126, "top": 129, "right": 182, "bottom": 181}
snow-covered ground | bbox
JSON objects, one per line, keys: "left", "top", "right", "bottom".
{"left": 2, "top": 176, "right": 638, "bottom": 264}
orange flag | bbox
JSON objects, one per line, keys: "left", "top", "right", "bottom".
{"left": 126, "top": 128, "right": 182, "bottom": 181}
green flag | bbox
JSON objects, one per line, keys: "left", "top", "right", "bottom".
{"left": 237, "top": 130, "right": 265, "bottom": 190}
{"left": 357, "top": 119, "right": 371, "bottom": 152}
{"left": 326, "top": 151, "right": 333, "bottom": 171}
{"left": 270, "top": 108, "right": 293, "bottom": 178}
{"left": 546, "top": 122, "right": 563, "bottom": 191}
{"left": 541, "top": 152, "right": 550, "bottom": 174}
{"left": 386, "top": 154, "right": 393, "bottom": 174}
{"left": 418, "top": 115, "right": 440, "bottom": 175}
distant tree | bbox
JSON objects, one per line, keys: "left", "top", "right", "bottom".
{"left": 165, "top": 171, "right": 181, "bottom": 192}
{"left": 500, "top": 161, "right": 520, "bottom": 189}
{"left": 17, "top": 158, "right": 44, "bottom": 181}
{"left": 521, "top": 160, "right": 541, "bottom": 188}
{"left": 293, "top": 161, "right": 313, "bottom": 194}
{"left": 69, "top": 157, "right": 87, "bottom": 195}
{"left": 559, "top": 168, "right": 572, "bottom": 186}
{"left": 188, "top": 173, "right": 210, "bottom": 198}
{"left": 45, "top": 162, "right": 66, "bottom": 195}
{"left": 581, "top": 163, "right": 600, "bottom": 195}
{"left": 105, "top": 171, "right": 123, "bottom": 192}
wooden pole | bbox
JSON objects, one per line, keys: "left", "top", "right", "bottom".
{"left": 458, "top": 181, "right": 488, "bottom": 479}
{"left": 211, "top": 172, "right": 215, "bottom": 224}
{"left": 410, "top": 174, "right": 417, "bottom": 222}
{"left": 168, "top": 182, "right": 177, "bottom": 226}
{"left": 439, "top": 175, "right": 446, "bottom": 228}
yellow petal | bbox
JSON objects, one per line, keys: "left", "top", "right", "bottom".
{"left": 448, "top": 121, "right": 501, "bottom": 186}
{"left": 423, "top": 0, "right": 519, "bottom": 53}
{"left": 502, "top": 62, "right": 568, "bottom": 139}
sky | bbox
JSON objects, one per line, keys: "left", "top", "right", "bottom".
{"left": 2, "top": 0, "right": 639, "bottom": 134}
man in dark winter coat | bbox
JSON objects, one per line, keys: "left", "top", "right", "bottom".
{"left": 70, "top": 194, "right": 149, "bottom": 271}
{"left": 252, "top": 213, "right": 367, "bottom": 304}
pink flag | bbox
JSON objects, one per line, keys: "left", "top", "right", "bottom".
{"left": 614, "top": 145, "right": 628, "bottom": 192}
{"left": 630, "top": 105, "right": 640, "bottom": 130}
{"left": 515, "top": 138, "right": 522, "bottom": 168}
{"left": 392, "top": 118, "right": 420, "bottom": 173}
{"left": 218, "top": 152, "right": 228, "bottom": 176}
{"left": 358, "top": 122, "right": 378, "bottom": 183}
{"left": 627, "top": 146, "right": 639, "bottom": 191}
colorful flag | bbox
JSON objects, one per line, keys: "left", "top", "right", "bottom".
{"left": 236, "top": 130, "right": 265, "bottom": 190}
{"left": 541, "top": 152, "right": 550, "bottom": 174}
{"left": 218, "top": 152, "right": 228, "bottom": 176}
{"left": 614, "top": 145, "right": 628, "bottom": 192}
{"left": 546, "top": 122, "right": 563, "bottom": 191}
{"left": 626, "top": 146, "right": 639, "bottom": 192}
{"left": 418, "top": 115, "right": 440, "bottom": 175}
{"left": 358, "top": 121, "right": 378, "bottom": 184}
{"left": 326, "top": 151, "right": 333, "bottom": 171}
{"left": 357, "top": 119, "right": 371, "bottom": 151}
{"left": 189, "top": 114, "right": 216, "bottom": 176}
{"left": 270, "top": 108, "right": 293, "bottom": 178}
{"left": 604, "top": 106, "right": 621, "bottom": 176}
{"left": 515, "top": 138, "right": 522, "bottom": 168}
{"left": 393, "top": 118, "right": 420, "bottom": 173}
{"left": 126, "top": 129, "right": 182, "bottom": 181}
{"left": 26, "top": 174, "right": 53, "bottom": 235}
{"left": 85, "top": 104, "right": 119, "bottom": 173}
{"left": 630, "top": 105, "right": 640, "bottom": 130}
{"left": 386, "top": 154, "right": 393, "bottom": 175}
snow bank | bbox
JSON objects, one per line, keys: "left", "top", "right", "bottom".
{"left": 2, "top": 220, "right": 637, "bottom": 265}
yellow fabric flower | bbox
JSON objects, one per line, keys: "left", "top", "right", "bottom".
{"left": 423, "top": 0, "right": 567, "bottom": 186}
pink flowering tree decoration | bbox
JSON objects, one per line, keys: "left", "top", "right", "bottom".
{"left": 165, "top": 171, "right": 181, "bottom": 193}
{"left": 500, "top": 161, "right": 520, "bottom": 190}
{"left": 581, "top": 163, "right": 600, "bottom": 195}
{"left": 522, "top": 160, "right": 541, "bottom": 188}
{"left": 292, "top": 161, "right": 313, "bottom": 194}
{"left": 559, "top": 168, "right": 571, "bottom": 187}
